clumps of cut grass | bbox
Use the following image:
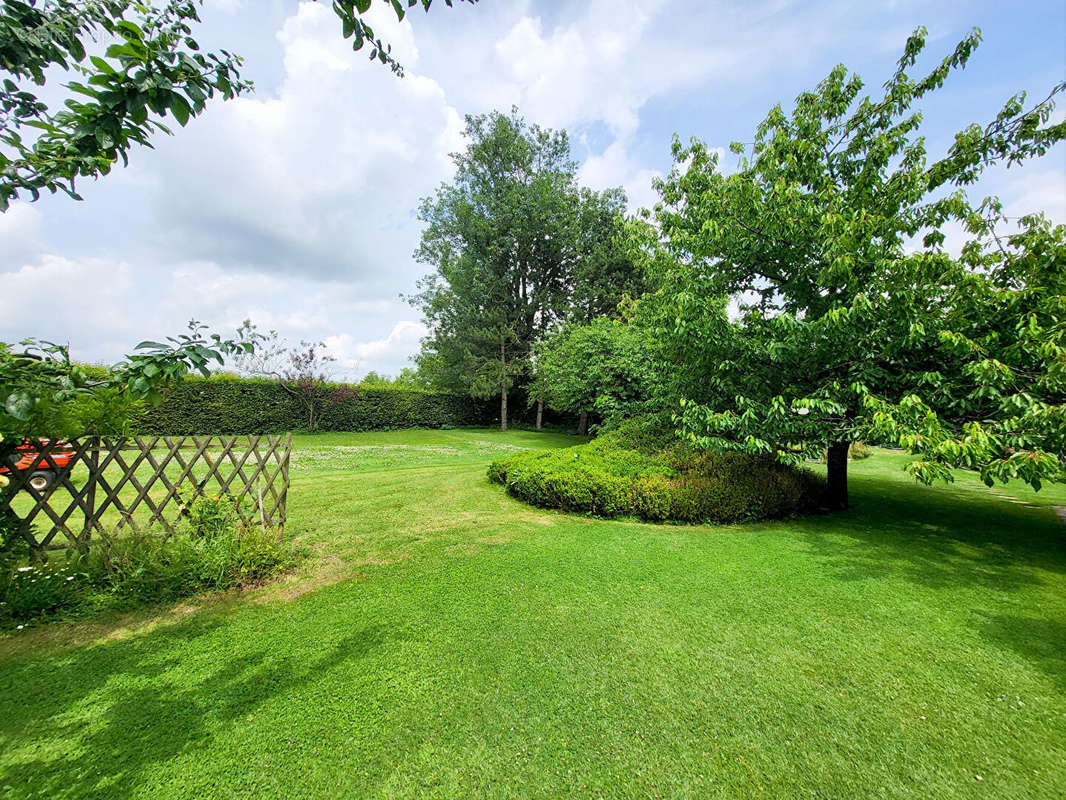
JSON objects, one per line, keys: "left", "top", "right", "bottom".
{"left": 293, "top": 441, "right": 524, "bottom": 472}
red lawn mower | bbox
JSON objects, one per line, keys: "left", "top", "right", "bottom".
{"left": 0, "top": 440, "right": 77, "bottom": 492}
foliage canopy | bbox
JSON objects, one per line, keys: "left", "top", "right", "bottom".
{"left": 0, "top": 0, "right": 474, "bottom": 209}
{"left": 533, "top": 313, "right": 662, "bottom": 429}
{"left": 0, "top": 321, "right": 256, "bottom": 440}
{"left": 638, "top": 26, "right": 1065, "bottom": 507}
{"left": 412, "top": 108, "right": 641, "bottom": 430}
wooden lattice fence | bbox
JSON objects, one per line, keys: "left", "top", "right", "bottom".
{"left": 1, "top": 435, "right": 291, "bottom": 555}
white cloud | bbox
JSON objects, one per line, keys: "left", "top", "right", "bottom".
{"left": 469, "top": 0, "right": 744, "bottom": 140}
{"left": 578, "top": 140, "right": 662, "bottom": 212}
{"left": 1003, "top": 168, "right": 1066, "bottom": 224}
{"left": 0, "top": 1, "right": 463, "bottom": 377}
{"left": 0, "top": 202, "right": 45, "bottom": 266}
{"left": 134, "top": 2, "right": 462, "bottom": 287}
{"left": 2, "top": 251, "right": 412, "bottom": 376}
{"left": 2, "top": 2, "right": 454, "bottom": 378}
{"left": 0, "top": 255, "right": 139, "bottom": 361}
{"left": 0, "top": 200, "right": 41, "bottom": 241}
{"left": 324, "top": 321, "right": 427, "bottom": 377}
{"left": 492, "top": 13, "right": 642, "bottom": 138}
{"left": 427, "top": 0, "right": 828, "bottom": 210}
{"left": 1, "top": 0, "right": 1062, "bottom": 384}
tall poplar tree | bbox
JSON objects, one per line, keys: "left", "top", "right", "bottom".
{"left": 413, "top": 109, "right": 645, "bottom": 430}
{"left": 414, "top": 109, "right": 643, "bottom": 430}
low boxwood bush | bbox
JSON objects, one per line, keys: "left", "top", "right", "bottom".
{"left": 489, "top": 416, "right": 823, "bottom": 524}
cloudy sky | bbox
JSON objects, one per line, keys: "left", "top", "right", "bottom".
{"left": 2, "top": 0, "right": 1064, "bottom": 378}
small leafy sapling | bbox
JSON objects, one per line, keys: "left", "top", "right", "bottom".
{"left": 231, "top": 321, "right": 348, "bottom": 431}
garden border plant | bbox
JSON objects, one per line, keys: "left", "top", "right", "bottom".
{"left": 1, "top": 326, "right": 294, "bottom": 629}
{"left": 0, "top": 490, "right": 293, "bottom": 629}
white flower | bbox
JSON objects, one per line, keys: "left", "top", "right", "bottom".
{"left": 16, "top": 567, "right": 32, "bottom": 573}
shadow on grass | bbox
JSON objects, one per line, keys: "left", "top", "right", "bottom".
{"left": 794, "top": 473, "right": 1066, "bottom": 687}
{"left": 0, "top": 612, "right": 394, "bottom": 799}
{"left": 795, "top": 471, "right": 1066, "bottom": 593}
{"left": 977, "top": 614, "right": 1066, "bottom": 691}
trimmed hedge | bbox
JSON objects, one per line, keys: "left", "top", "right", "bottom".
{"left": 488, "top": 417, "right": 824, "bottom": 524}
{"left": 134, "top": 375, "right": 496, "bottom": 434}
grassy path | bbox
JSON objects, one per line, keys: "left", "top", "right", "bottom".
{"left": 1, "top": 430, "right": 1064, "bottom": 799}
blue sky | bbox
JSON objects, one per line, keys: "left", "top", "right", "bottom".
{"left": 2, "top": 0, "right": 1064, "bottom": 377}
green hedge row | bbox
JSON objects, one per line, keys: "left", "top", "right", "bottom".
{"left": 133, "top": 376, "right": 496, "bottom": 434}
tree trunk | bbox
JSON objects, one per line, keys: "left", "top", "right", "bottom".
{"left": 578, "top": 410, "right": 589, "bottom": 437}
{"left": 536, "top": 399, "right": 543, "bottom": 431}
{"left": 826, "top": 441, "right": 850, "bottom": 510}
{"left": 500, "top": 341, "right": 508, "bottom": 432}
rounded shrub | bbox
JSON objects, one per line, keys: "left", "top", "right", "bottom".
{"left": 489, "top": 417, "right": 823, "bottom": 524}
{"left": 849, "top": 441, "right": 872, "bottom": 460}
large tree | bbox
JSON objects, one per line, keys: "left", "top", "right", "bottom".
{"left": 642, "top": 27, "right": 1065, "bottom": 509}
{"left": 569, "top": 186, "right": 646, "bottom": 323}
{"left": 0, "top": 0, "right": 473, "bottom": 210}
{"left": 412, "top": 108, "right": 636, "bottom": 431}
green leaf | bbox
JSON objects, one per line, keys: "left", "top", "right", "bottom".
{"left": 67, "top": 82, "right": 99, "bottom": 99}
{"left": 171, "top": 95, "right": 191, "bottom": 127}
{"left": 89, "top": 56, "right": 116, "bottom": 74}
{"left": 105, "top": 43, "right": 134, "bottom": 60}
{"left": 116, "top": 20, "right": 144, "bottom": 40}
{"left": 4, "top": 391, "right": 36, "bottom": 420}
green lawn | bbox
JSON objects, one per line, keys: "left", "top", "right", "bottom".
{"left": 1, "top": 429, "right": 1064, "bottom": 799}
